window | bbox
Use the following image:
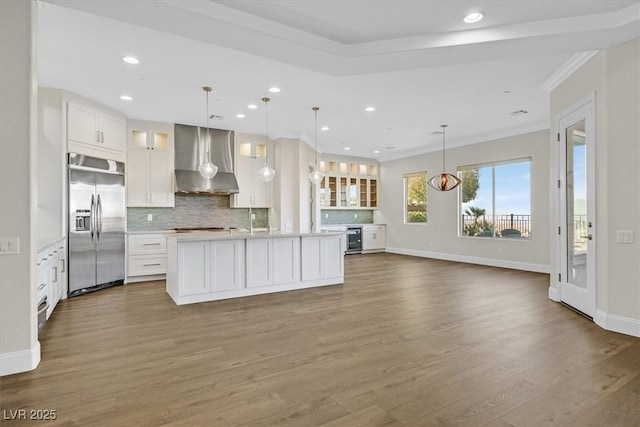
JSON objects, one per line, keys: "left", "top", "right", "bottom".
{"left": 405, "top": 172, "right": 427, "bottom": 223}
{"left": 459, "top": 158, "right": 531, "bottom": 238}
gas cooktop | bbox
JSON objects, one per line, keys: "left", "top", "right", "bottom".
{"left": 174, "top": 227, "right": 238, "bottom": 233}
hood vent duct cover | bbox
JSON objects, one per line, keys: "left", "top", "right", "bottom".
{"left": 174, "top": 124, "right": 239, "bottom": 194}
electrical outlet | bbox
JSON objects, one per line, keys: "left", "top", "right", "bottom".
{"left": 354, "top": 213, "right": 358, "bottom": 218}
{"left": 251, "top": 213, "right": 256, "bottom": 220}
{"left": 147, "top": 214, "right": 153, "bottom": 221}
{"left": 325, "top": 213, "right": 328, "bottom": 219}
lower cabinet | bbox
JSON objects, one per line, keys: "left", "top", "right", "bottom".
{"left": 246, "top": 237, "right": 300, "bottom": 288}
{"left": 362, "top": 225, "right": 386, "bottom": 252}
{"left": 175, "top": 239, "right": 245, "bottom": 296}
{"left": 127, "top": 233, "right": 169, "bottom": 282}
{"left": 166, "top": 234, "right": 344, "bottom": 305}
{"left": 37, "top": 238, "right": 66, "bottom": 322}
{"left": 301, "top": 234, "right": 344, "bottom": 281}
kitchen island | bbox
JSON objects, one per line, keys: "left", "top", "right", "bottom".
{"left": 166, "top": 230, "right": 345, "bottom": 305}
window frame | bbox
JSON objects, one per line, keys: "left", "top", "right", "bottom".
{"left": 404, "top": 171, "right": 428, "bottom": 225}
{"left": 457, "top": 157, "right": 532, "bottom": 239}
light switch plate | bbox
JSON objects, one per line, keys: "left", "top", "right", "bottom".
{"left": 0, "top": 237, "right": 20, "bottom": 255}
{"left": 147, "top": 214, "right": 153, "bottom": 221}
{"left": 616, "top": 230, "right": 634, "bottom": 244}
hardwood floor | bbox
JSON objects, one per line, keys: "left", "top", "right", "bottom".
{"left": 2, "top": 253, "right": 639, "bottom": 426}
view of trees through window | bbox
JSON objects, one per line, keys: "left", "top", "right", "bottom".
{"left": 405, "top": 172, "right": 427, "bottom": 223}
{"left": 459, "top": 159, "right": 531, "bottom": 238}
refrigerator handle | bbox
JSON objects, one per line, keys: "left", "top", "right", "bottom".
{"left": 90, "top": 194, "right": 95, "bottom": 242}
{"left": 97, "top": 194, "right": 103, "bottom": 241}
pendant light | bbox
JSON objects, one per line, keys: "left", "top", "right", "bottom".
{"left": 198, "top": 86, "right": 218, "bottom": 179}
{"left": 257, "top": 97, "right": 276, "bottom": 182}
{"left": 308, "top": 107, "right": 324, "bottom": 184}
{"left": 428, "top": 124, "right": 462, "bottom": 191}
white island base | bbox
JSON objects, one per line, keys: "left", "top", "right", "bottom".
{"left": 166, "top": 232, "right": 345, "bottom": 305}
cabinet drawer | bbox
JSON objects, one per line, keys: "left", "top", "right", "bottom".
{"left": 129, "top": 255, "right": 167, "bottom": 276}
{"left": 128, "top": 234, "right": 167, "bottom": 254}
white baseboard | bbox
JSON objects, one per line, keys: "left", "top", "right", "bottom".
{"left": 594, "top": 310, "right": 640, "bottom": 338}
{"left": 385, "top": 247, "right": 550, "bottom": 274}
{"left": 548, "top": 285, "right": 561, "bottom": 301}
{"left": 0, "top": 341, "right": 40, "bottom": 376}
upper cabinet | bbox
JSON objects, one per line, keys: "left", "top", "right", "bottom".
{"left": 231, "top": 132, "right": 273, "bottom": 208}
{"left": 126, "top": 120, "right": 175, "bottom": 207}
{"left": 318, "top": 157, "right": 378, "bottom": 209}
{"left": 67, "top": 100, "right": 126, "bottom": 162}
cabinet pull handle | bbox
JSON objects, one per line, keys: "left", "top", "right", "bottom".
{"left": 52, "top": 266, "right": 58, "bottom": 283}
{"left": 100, "top": 131, "right": 105, "bottom": 143}
{"left": 60, "top": 259, "right": 66, "bottom": 273}
{"left": 38, "top": 283, "right": 46, "bottom": 291}
{"left": 96, "top": 130, "right": 101, "bottom": 142}
{"left": 143, "top": 263, "right": 161, "bottom": 267}
{"left": 143, "top": 243, "right": 161, "bottom": 246}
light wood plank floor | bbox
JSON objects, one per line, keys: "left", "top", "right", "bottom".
{"left": 2, "top": 254, "right": 639, "bottom": 426}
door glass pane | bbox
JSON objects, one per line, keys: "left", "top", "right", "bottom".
{"left": 566, "top": 120, "right": 587, "bottom": 289}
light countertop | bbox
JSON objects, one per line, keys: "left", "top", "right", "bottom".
{"left": 167, "top": 230, "right": 345, "bottom": 242}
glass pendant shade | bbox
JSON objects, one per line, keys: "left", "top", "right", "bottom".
{"left": 258, "top": 164, "right": 276, "bottom": 182}
{"left": 199, "top": 154, "right": 218, "bottom": 179}
{"left": 308, "top": 168, "right": 324, "bottom": 185}
{"left": 199, "top": 86, "right": 218, "bottom": 179}
{"left": 258, "top": 97, "right": 275, "bottom": 182}
{"left": 428, "top": 124, "right": 460, "bottom": 192}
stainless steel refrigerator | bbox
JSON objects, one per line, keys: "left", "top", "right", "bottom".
{"left": 68, "top": 153, "right": 125, "bottom": 297}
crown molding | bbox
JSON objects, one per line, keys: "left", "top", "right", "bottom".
{"left": 377, "top": 122, "right": 549, "bottom": 163}
{"left": 540, "top": 51, "right": 600, "bottom": 93}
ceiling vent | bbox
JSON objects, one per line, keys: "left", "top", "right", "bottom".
{"left": 509, "top": 109, "right": 529, "bottom": 116}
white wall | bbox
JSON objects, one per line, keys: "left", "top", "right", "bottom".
{"left": 0, "top": 0, "right": 40, "bottom": 375}
{"left": 273, "top": 137, "right": 315, "bottom": 233}
{"left": 549, "top": 39, "right": 640, "bottom": 335}
{"left": 378, "top": 129, "right": 550, "bottom": 272}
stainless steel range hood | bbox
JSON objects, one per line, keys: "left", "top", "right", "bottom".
{"left": 174, "top": 124, "right": 239, "bottom": 194}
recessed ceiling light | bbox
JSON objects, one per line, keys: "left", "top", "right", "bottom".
{"left": 122, "top": 56, "right": 139, "bottom": 64}
{"left": 120, "top": 95, "right": 133, "bottom": 101}
{"left": 321, "top": 126, "right": 329, "bottom": 131}
{"left": 236, "top": 113, "right": 246, "bottom": 118}
{"left": 268, "top": 87, "right": 280, "bottom": 93}
{"left": 464, "top": 12, "right": 484, "bottom": 23}
{"left": 373, "top": 150, "right": 380, "bottom": 154}
{"left": 247, "top": 104, "right": 258, "bottom": 109}
{"left": 365, "top": 106, "right": 376, "bottom": 112}
{"left": 344, "top": 147, "right": 351, "bottom": 151}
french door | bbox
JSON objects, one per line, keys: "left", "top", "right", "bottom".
{"left": 557, "top": 95, "right": 596, "bottom": 317}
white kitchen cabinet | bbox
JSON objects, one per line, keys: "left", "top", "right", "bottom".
{"left": 67, "top": 100, "right": 126, "bottom": 161}
{"left": 318, "top": 156, "right": 379, "bottom": 209}
{"left": 167, "top": 238, "right": 245, "bottom": 298}
{"left": 362, "top": 225, "right": 386, "bottom": 252}
{"left": 211, "top": 240, "right": 245, "bottom": 292}
{"left": 301, "top": 234, "right": 344, "bottom": 282}
{"left": 127, "top": 233, "right": 169, "bottom": 281}
{"left": 37, "top": 238, "right": 66, "bottom": 321}
{"left": 246, "top": 237, "right": 300, "bottom": 288}
{"left": 231, "top": 133, "right": 273, "bottom": 208}
{"left": 127, "top": 120, "right": 175, "bottom": 207}
{"left": 176, "top": 240, "right": 211, "bottom": 296}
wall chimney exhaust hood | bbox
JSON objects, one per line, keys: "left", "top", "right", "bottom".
{"left": 174, "top": 124, "right": 239, "bottom": 195}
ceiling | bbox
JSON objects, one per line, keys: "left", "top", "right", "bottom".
{"left": 37, "top": 0, "right": 639, "bottom": 161}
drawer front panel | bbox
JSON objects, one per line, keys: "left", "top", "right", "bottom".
{"left": 129, "top": 255, "right": 167, "bottom": 276}
{"left": 129, "top": 235, "right": 167, "bottom": 254}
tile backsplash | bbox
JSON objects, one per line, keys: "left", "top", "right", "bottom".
{"left": 321, "top": 209, "right": 373, "bottom": 225}
{"left": 128, "top": 195, "right": 268, "bottom": 231}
